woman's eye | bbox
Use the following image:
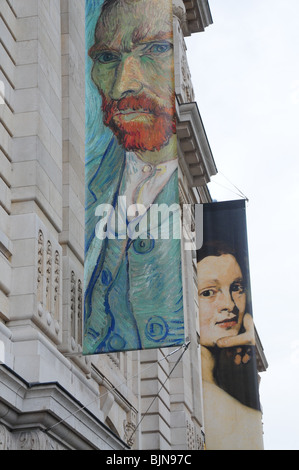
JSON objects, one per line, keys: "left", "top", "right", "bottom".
{"left": 200, "top": 289, "right": 216, "bottom": 298}
{"left": 231, "top": 282, "right": 244, "bottom": 294}
{"left": 95, "top": 51, "right": 120, "bottom": 64}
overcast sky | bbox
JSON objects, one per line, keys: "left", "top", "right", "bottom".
{"left": 186, "top": 0, "right": 299, "bottom": 450}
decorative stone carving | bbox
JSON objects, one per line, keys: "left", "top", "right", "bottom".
{"left": 69, "top": 271, "right": 84, "bottom": 346}
{"left": 0, "top": 425, "right": 13, "bottom": 450}
{"left": 54, "top": 251, "right": 60, "bottom": 321}
{"left": 124, "top": 420, "right": 136, "bottom": 448}
{"left": 46, "top": 241, "right": 52, "bottom": 312}
{"left": 196, "top": 428, "right": 206, "bottom": 450}
{"left": 124, "top": 408, "right": 138, "bottom": 448}
{"left": 173, "top": 0, "right": 188, "bottom": 35}
{"left": 108, "top": 352, "right": 120, "bottom": 368}
{"left": 37, "top": 230, "right": 44, "bottom": 304}
{"left": 173, "top": 16, "right": 195, "bottom": 104}
{"left": 77, "top": 279, "right": 83, "bottom": 345}
{"left": 176, "top": 102, "right": 217, "bottom": 187}
{"left": 36, "top": 230, "right": 62, "bottom": 339}
{"left": 70, "top": 270, "right": 76, "bottom": 341}
{"left": 16, "top": 430, "right": 65, "bottom": 450}
{"left": 186, "top": 419, "right": 195, "bottom": 449}
{"left": 181, "top": 54, "right": 195, "bottom": 102}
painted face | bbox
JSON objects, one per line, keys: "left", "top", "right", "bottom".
{"left": 89, "top": 0, "right": 176, "bottom": 152}
{"left": 197, "top": 254, "right": 246, "bottom": 347}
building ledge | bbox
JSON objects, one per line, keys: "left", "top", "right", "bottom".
{"left": 0, "top": 363, "right": 128, "bottom": 450}
{"left": 182, "top": 0, "right": 213, "bottom": 35}
{"left": 255, "top": 329, "right": 268, "bottom": 373}
{"left": 176, "top": 100, "right": 217, "bottom": 188}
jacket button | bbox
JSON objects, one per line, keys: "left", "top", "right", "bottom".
{"left": 145, "top": 316, "right": 169, "bottom": 342}
{"left": 132, "top": 237, "right": 155, "bottom": 254}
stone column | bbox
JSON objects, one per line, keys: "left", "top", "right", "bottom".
{"left": 8, "top": 0, "right": 64, "bottom": 379}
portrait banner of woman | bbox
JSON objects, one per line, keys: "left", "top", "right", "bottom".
{"left": 196, "top": 200, "right": 264, "bottom": 450}
{"left": 83, "top": 0, "right": 184, "bottom": 355}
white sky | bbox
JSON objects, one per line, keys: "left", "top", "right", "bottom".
{"left": 186, "top": 0, "right": 299, "bottom": 450}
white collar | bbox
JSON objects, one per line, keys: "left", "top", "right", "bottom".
{"left": 121, "top": 151, "right": 178, "bottom": 210}
{"left": 106, "top": 152, "right": 178, "bottom": 237}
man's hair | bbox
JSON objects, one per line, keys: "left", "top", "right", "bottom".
{"left": 96, "top": 0, "right": 129, "bottom": 35}
{"left": 101, "top": 0, "right": 141, "bottom": 16}
{"left": 101, "top": 0, "right": 117, "bottom": 12}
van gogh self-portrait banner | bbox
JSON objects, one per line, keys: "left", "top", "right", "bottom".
{"left": 196, "top": 200, "right": 262, "bottom": 448}
{"left": 83, "top": 0, "right": 184, "bottom": 354}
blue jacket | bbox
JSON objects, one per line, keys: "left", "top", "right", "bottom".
{"left": 83, "top": 138, "right": 184, "bottom": 354}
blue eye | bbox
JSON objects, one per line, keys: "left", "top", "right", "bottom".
{"left": 144, "top": 42, "right": 172, "bottom": 56}
{"left": 95, "top": 51, "right": 120, "bottom": 64}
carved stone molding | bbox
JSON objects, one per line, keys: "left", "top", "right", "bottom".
{"left": 124, "top": 408, "right": 138, "bottom": 448}
{"left": 0, "top": 425, "right": 13, "bottom": 450}
{"left": 54, "top": 251, "right": 60, "bottom": 322}
{"left": 0, "top": 366, "right": 126, "bottom": 450}
{"left": 37, "top": 229, "right": 44, "bottom": 304}
{"left": 77, "top": 279, "right": 83, "bottom": 345}
{"left": 70, "top": 270, "right": 84, "bottom": 349}
{"left": 46, "top": 241, "right": 52, "bottom": 312}
{"left": 182, "top": 0, "right": 213, "bottom": 35}
{"left": 173, "top": 0, "right": 188, "bottom": 36}
{"left": 186, "top": 419, "right": 205, "bottom": 450}
{"left": 176, "top": 101, "right": 217, "bottom": 187}
{"left": 16, "top": 430, "right": 65, "bottom": 451}
{"left": 35, "top": 228, "right": 62, "bottom": 343}
{"left": 173, "top": 15, "right": 195, "bottom": 105}
{"left": 58, "top": 262, "right": 90, "bottom": 374}
{"left": 196, "top": 428, "right": 206, "bottom": 450}
{"left": 124, "top": 421, "right": 136, "bottom": 448}
{"left": 70, "top": 270, "right": 76, "bottom": 341}
{"left": 186, "top": 419, "right": 196, "bottom": 449}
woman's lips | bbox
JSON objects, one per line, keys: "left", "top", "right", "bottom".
{"left": 216, "top": 317, "right": 238, "bottom": 329}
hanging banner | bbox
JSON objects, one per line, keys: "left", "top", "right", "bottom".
{"left": 83, "top": 0, "right": 184, "bottom": 354}
{"left": 196, "top": 200, "right": 263, "bottom": 449}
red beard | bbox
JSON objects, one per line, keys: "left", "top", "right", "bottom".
{"left": 101, "top": 92, "right": 176, "bottom": 152}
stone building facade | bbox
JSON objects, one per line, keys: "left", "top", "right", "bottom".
{"left": 0, "top": 0, "right": 266, "bottom": 450}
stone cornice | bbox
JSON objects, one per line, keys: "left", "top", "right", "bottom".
{"left": 255, "top": 329, "right": 268, "bottom": 373}
{"left": 0, "top": 364, "right": 128, "bottom": 450}
{"left": 176, "top": 100, "right": 217, "bottom": 188}
{"left": 182, "top": 0, "right": 213, "bottom": 35}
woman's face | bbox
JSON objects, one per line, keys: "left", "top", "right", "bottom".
{"left": 197, "top": 254, "right": 246, "bottom": 347}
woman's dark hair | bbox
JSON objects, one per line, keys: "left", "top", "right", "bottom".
{"left": 196, "top": 240, "right": 237, "bottom": 264}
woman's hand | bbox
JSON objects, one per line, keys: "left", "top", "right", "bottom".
{"left": 216, "top": 313, "right": 255, "bottom": 349}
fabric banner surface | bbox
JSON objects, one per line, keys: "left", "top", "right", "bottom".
{"left": 83, "top": 0, "right": 184, "bottom": 355}
{"left": 196, "top": 200, "right": 261, "bottom": 411}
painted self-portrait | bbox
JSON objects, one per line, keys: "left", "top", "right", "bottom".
{"left": 197, "top": 200, "right": 261, "bottom": 411}
{"left": 84, "top": 0, "right": 184, "bottom": 354}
